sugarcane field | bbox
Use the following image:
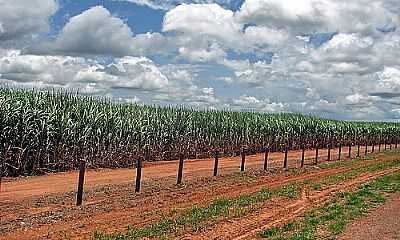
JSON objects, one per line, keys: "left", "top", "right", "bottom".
{"left": 2, "top": 0, "right": 400, "bottom": 239}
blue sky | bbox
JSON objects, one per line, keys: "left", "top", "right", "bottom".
{"left": 0, "top": 0, "right": 400, "bottom": 120}
{"left": 51, "top": 0, "right": 165, "bottom": 34}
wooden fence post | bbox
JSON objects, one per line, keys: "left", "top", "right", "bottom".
{"left": 240, "top": 148, "right": 246, "bottom": 172}
{"left": 372, "top": 140, "right": 375, "bottom": 153}
{"left": 0, "top": 161, "right": 3, "bottom": 194}
{"left": 301, "top": 144, "right": 305, "bottom": 167}
{"left": 263, "top": 147, "right": 269, "bottom": 171}
{"left": 357, "top": 143, "right": 360, "bottom": 157}
{"left": 283, "top": 146, "right": 288, "bottom": 170}
{"left": 136, "top": 146, "right": 148, "bottom": 192}
{"left": 0, "top": 169, "right": 2, "bottom": 194}
{"left": 338, "top": 143, "right": 342, "bottom": 160}
{"left": 177, "top": 152, "right": 184, "bottom": 185}
{"left": 385, "top": 139, "right": 387, "bottom": 150}
{"left": 365, "top": 141, "right": 368, "bottom": 155}
{"left": 76, "top": 160, "right": 86, "bottom": 206}
{"left": 135, "top": 158, "right": 142, "bottom": 193}
{"left": 314, "top": 144, "right": 318, "bottom": 165}
{"left": 390, "top": 138, "right": 393, "bottom": 150}
{"left": 213, "top": 150, "right": 219, "bottom": 176}
{"left": 378, "top": 137, "right": 381, "bottom": 152}
{"left": 327, "top": 143, "right": 331, "bottom": 161}
{"left": 348, "top": 143, "right": 352, "bottom": 159}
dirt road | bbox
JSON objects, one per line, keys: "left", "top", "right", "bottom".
{"left": 1, "top": 145, "right": 370, "bottom": 202}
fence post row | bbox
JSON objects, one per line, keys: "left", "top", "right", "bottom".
{"left": 76, "top": 134, "right": 396, "bottom": 203}
{"left": 177, "top": 152, "right": 184, "bottom": 185}
{"left": 213, "top": 150, "right": 219, "bottom": 176}
{"left": 76, "top": 160, "right": 86, "bottom": 206}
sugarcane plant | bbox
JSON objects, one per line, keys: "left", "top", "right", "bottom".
{"left": 1, "top": 88, "right": 400, "bottom": 177}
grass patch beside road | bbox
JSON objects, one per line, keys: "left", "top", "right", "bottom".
{"left": 259, "top": 172, "right": 400, "bottom": 240}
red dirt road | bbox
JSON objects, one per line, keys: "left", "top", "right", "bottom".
{"left": 1, "top": 145, "right": 370, "bottom": 202}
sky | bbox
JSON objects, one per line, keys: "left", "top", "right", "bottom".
{"left": 0, "top": 0, "right": 399, "bottom": 121}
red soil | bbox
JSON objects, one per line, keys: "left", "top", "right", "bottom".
{"left": 1, "top": 145, "right": 369, "bottom": 202}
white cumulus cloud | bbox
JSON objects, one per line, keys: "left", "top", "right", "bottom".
{"left": 29, "top": 6, "right": 173, "bottom": 57}
{"left": 118, "top": 0, "right": 238, "bottom": 10}
{"left": 0, "top": 50, "right": 168, "bottom": 92}
{"left": 237, "top": 0, "right": 399, "bottom": 34}
{"left": 0, "top": 0, "right": 57, "bottom": 44}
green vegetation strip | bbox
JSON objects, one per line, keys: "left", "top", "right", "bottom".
{"left": 93, "top": 156, "right": 400, "bottom": 240}
{"left": 259, "top": 172, "right": 400, "bottom": 240}
{"left": 309, "top": 158, "right": 400, "bottom": 191}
